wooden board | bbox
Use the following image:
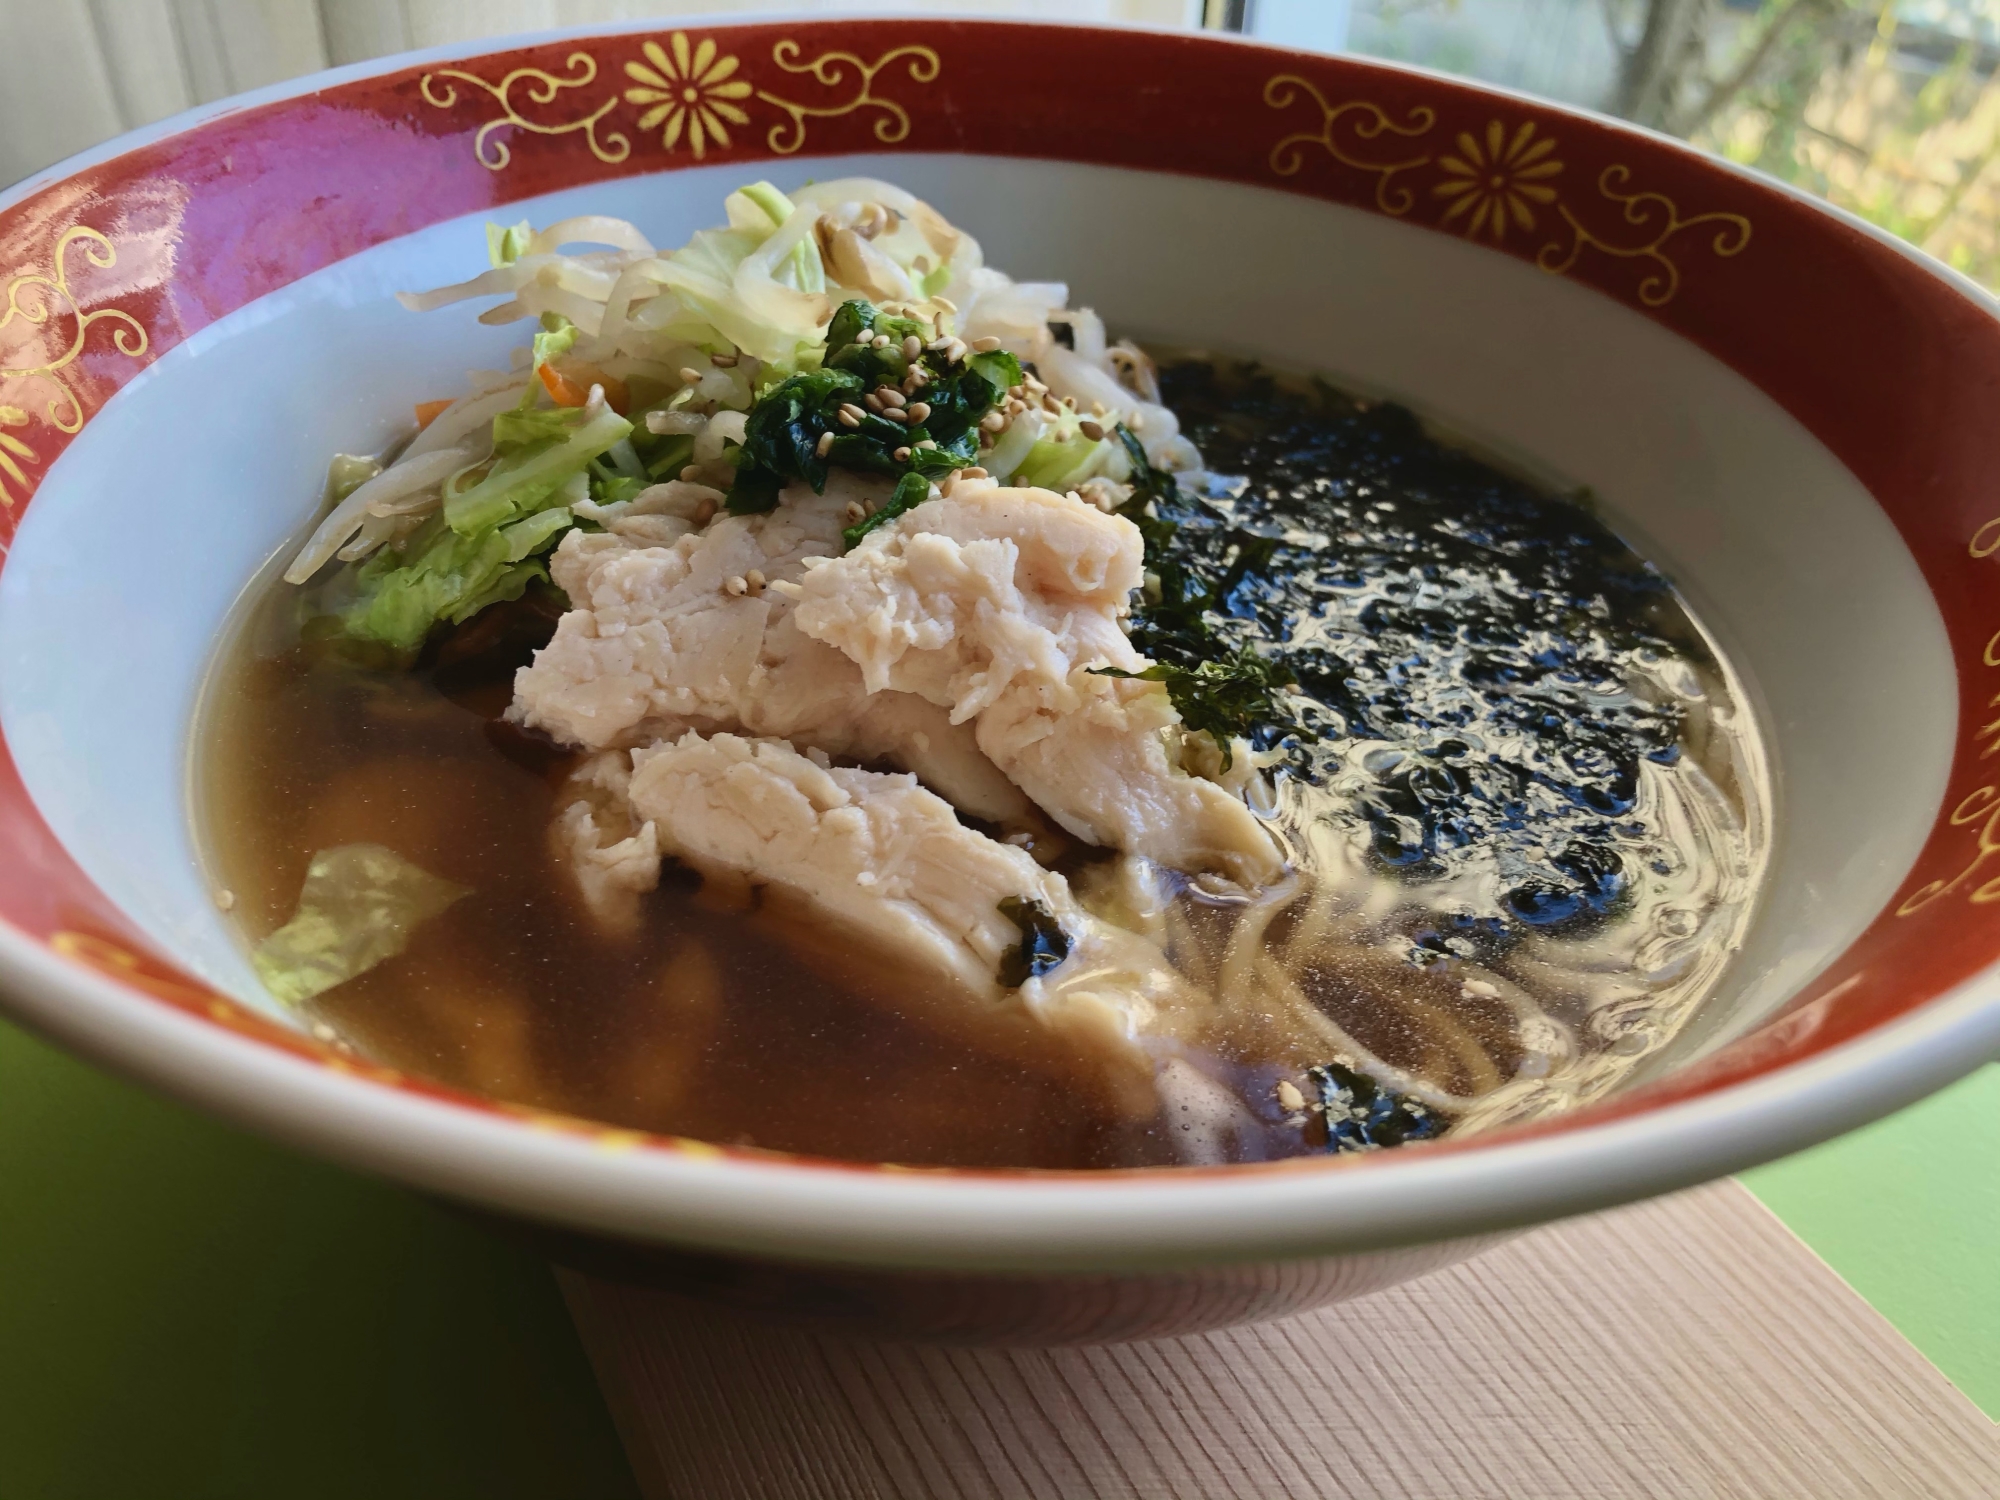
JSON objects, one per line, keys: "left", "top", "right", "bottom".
{"left": 562, "top": 1179, "right": 2000, "bottom": 1500}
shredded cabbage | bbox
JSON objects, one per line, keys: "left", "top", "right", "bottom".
{"left": 444, "top": 404, "right": 631, "bottom": 535}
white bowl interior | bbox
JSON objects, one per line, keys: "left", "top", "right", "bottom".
{"left": 0, "top": 153, "right": 1956, "bottom": 1077}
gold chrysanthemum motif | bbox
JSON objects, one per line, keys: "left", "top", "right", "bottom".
{"left": 1435, "top": 121, "right": 1563, "bottom": 241}
{"left": 624, "top": 33, "right": 754, "bottom": 158}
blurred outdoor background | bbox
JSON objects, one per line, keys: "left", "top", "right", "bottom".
{"left": 5, "top": 0, "right": 2000, "bottom": 285}
{"left": 1342, "top": 0, "right": 2000, "bottom": 288}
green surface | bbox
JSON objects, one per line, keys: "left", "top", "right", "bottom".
{"left": 0, "top": 1018, "right": 638, "bottom": 1500}
{"left": 1743, "top": 1062, "right": 2000, "bottom": 1421}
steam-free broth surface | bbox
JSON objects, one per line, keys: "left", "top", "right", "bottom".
{"left": 203, "top": 357, "right": 1766, "bottom": 1169}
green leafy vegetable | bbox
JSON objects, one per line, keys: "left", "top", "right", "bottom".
{"left": 996, "top": 896, "right": 1072, "bottom": 988}
{"left": 644, "top": 433, "right": 696, "bottom": 479}
{"left": 1009, "top": 399, "right": 1117, "bottom": 492}
{"left": 445, "top": 404, "right": 631, "bottom": 535}
{"left": 725, "top": 298, "right": 1015, "bottom": 525}
{"left": 587, "top": 473, "right": 649, "bottom": 507}
{"left": 500, "top": 505, "right": 574, "bottom": 561}
{"left": 330, "top": 517, "right": 542, "bottom": 653}
{"left": 843, "top": 472, "right": 933, "bottom": 548}
{"left": 252, "top": 844, "right": 468, "bottom": 1006}
{"left": 530, "top": 310, "right": 578, "bottom": 369}
{"left": 487, "top": 220, "right": 532, "bottom": 267}
{"left": 651, "top": 191, "right": 827, "bottom": 367}
{"left": 1096, "top": 424, "right": 1305, "bottom": 768}
{"left": 728, "top": 366, "right": 865, "bottom": 512}
{"left": 492, "top": 404, "right": 581, "bottom": 454}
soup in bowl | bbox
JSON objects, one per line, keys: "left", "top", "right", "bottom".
{"left": 0, "top": 18, "right": 1995, "bottom": 1341}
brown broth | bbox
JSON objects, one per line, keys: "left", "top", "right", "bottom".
{"left": 203, "top": 613, "right": 1210, "bottom": 1168}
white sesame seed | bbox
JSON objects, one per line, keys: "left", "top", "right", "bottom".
{"left": 214, "top": 888, "right": 236, "bottom": 911}
{"left": 969, "top": 335, "right": 1002, "bottom": 352}
{"left": 816, "top": 431, "right": 834, "bottom": 458}
{"left": 906, "top": 401, "right": 932, "bottom": 424}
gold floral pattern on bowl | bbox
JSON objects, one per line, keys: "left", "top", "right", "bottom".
{"left": 424, "top": 33, "right": 942, "bottom": 171}
{"left": 624, "top": 34, "right": 755, "bottom": 159}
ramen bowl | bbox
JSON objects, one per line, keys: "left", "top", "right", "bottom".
{"left": 2, "top": 16, "right": 1997, "bottom": 1344}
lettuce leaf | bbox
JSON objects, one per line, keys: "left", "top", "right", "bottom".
{"left": 492, "top": 404, "right": 579, "bottom": 454}
{"left": 332, "top": 481, "right": 572, "bottom": 654}
{"left": 252, "top": 844, "right": 467, "bottom": 1005}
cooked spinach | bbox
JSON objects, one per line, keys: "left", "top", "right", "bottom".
{"left": 996, "top": 896, "right": 1071, "bottom": 988}
{"left": 843, "top": 472, "right": 933, "bottom": 549}
{"left": 726, "top": 299, "right": 1021, "bottom": 518}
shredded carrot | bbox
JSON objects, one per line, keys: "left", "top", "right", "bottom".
{"left": 538, "top": 362, "right": 629, "bottom": 414}
{"left": 538, "top": 362, "right": 589, "bottom": 407}
{"left": 413, "top": 398, "right": 454, "bottom": 430}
